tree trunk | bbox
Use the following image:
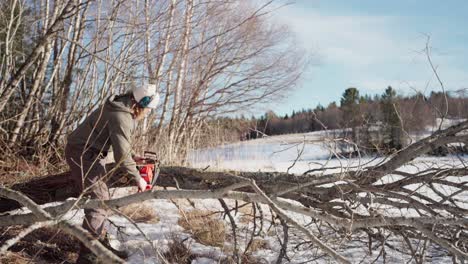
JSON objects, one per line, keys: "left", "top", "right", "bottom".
{"left": 0, "top": 0, "right": 78, "bottom": 112}
{"left": 0, "top": 166, "right": 298, "bottom": 213}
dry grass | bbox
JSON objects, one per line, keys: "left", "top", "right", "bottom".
{"left": 119, "top": 202, "right": 160, "bottom": 223}
{"left": 247, "top": 238, "right": 269, "bottom": 252}
{"left": 0, "top": 146, "right": 68, "bottom": 186}
{"left": 0, "top": 158, "right": 40, "bottom": 186}
{"left": 239, "top": 213, "right": 254, "bottom": 224}
{"left": 0, "top": 226, "right": 80, "bottom": 263}
{"left": 163, "top": 235, "right": 197, "bottom": 264}
{"left": 237, "top": 203, "right": 256, "bottom": 224}
{"left": 161, "top": 234, "right": 266, "bottom": 264}
{"left": 0, "top": 252, "right": 31, "bottom": 264}
{"left": 178, "top": 209, "right": 226, "bottom": 247}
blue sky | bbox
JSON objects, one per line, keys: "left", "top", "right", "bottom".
{"left": 267, "top": 0, "right": 468, "bottom": 115}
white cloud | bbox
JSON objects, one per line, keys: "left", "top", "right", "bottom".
{"left": 275, "top": 7, "right": 413, "bottom": 67}
{"left": 274, "top": 4, "right": 467, "bottom": 95}
{"left": 260, "top": 1, "right": 468, "bottom": 115}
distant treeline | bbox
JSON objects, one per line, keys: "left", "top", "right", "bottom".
{"left": 205, "top": 87, "right": 468, "bottom": 153}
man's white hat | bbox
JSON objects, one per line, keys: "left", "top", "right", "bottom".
{"left": 133, "top": 84, "right": 159, "bottom": 109}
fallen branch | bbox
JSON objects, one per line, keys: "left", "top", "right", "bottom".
{"left": 0, "top": 187, "right": 124, "bottom": 263}
{"left": 245, "top": 178, "right": 351, "bottom": 264}
{"left": 0, "top": 120, "right": 466, "bottom": 262}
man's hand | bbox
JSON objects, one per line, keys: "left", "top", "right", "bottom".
{"left": 137, "top": 177, "right": 148, "bottom": 191}
{"left": 133, "top": 155, "right": 145, "bottom": 163}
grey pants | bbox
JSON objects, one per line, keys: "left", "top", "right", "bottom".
{"left": 65, "top": 144, "right": 110, "bottom": 238}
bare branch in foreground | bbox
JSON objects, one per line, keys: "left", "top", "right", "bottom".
{"left": 0, "top": 187, "right": 124, "bottom": 263}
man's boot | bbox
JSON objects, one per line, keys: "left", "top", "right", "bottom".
{"left": 100, "top": 233, "right": 129, "bottom": 260}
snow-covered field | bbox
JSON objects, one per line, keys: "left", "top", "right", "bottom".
{"left": 188, "top": 130, "right": 359, "bottom": 174}
{"left": 188, "top": 118, "right": 467, "bottom": 174}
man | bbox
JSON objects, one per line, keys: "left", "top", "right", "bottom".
{"left": 65, "top": 84, "right": 159, "bottom": 263}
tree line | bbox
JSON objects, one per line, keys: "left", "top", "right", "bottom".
{"left": 211, "top": 87, "right": 468, "bottom": 153}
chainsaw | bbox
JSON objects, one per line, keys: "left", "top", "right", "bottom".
{"left": 136, "top": 151, "right": 160, "bottom": 191}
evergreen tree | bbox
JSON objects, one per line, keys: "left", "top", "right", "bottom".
{"left": 340, "top": 87, "right": 360, "bottom": 107}
{"left": 340, "top": 88, "right": 362, "bottom": 149}
{"left": 314, "top": 104, "right": 325, "bottom": 112}
{"left": 381, "top": 86, "right": 404, "bottom": 150}
{"left": 340, "top": 87, "right": 362, "bottom": 126}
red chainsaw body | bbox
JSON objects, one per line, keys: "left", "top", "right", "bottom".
{"left": 139, "top": 164, "right": 155, "bottom": 190}
{"left": 136, "top": 151, "right": 159, "bottom": 191}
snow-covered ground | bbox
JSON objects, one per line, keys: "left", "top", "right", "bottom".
{"left": 80, "top": 126, "right": 467, "bottom": 263}
{"left": 11, "top": 127, "right": 466, "bottom": 263}
{"left": 110, "top": 127, "right": 463, "bottom": 263}
{"left": 182, "top": 128, "right": 465, "bottom": 263}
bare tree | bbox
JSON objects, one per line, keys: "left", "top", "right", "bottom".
{"left": 0, "top": 0, "right": 304, "bottom": 165}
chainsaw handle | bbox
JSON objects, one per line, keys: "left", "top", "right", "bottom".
{"left": 144, "top": 151, "right": 158, "bottom": 159}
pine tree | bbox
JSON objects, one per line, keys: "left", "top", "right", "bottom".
{"left": 340, "top": 88, "right": 362, "bottom": 150}
{"left": 314, "top": 104, "right": 325, "bottom": 112}
{"left": 340, "top": 87, "right": 361, "bottom": 126}
{"left": 380, "top": 86, "right": 404, "bottom": 150}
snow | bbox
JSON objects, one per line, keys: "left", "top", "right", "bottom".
{"left": 10, "top": 128, "right": 466, "bottom": 263}
{"left": 187, "top": 132, "right": 376, "bottom": 175}
{"left": 183, "top": 129, "right": 466, "bottom": 263}
{"left": 112, "top": 139, "right": 464, "bottom": 264}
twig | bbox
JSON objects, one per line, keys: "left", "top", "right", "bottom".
{"left": 218, "top": 198, "right": 239, "bottom": 263}
{"left": 243, "top": 202, "right": 257, "bottom": 255}
{"left": 243, "top": 178, "right": 351, "bottom": 264}
{"left": 111, "top": 207, "right": 169, "bottom": 264}
{"left": 275, "top": 216, "right": 289, "bottom": 264}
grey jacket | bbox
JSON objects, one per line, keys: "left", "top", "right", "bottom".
{"left": 67, "top": 94, "right": 141, "bottom": 181}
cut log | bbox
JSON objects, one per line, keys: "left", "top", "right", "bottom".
{"left": 0, "top": 166, "right": 301, "bottom": 213}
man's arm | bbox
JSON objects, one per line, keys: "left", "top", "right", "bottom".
{"left": 108, "top": 113, "right": 142, "bottom": 182}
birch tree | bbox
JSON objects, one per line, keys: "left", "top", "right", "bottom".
{"left": 0, "top": 0, "right": 304, "bottom": 164}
